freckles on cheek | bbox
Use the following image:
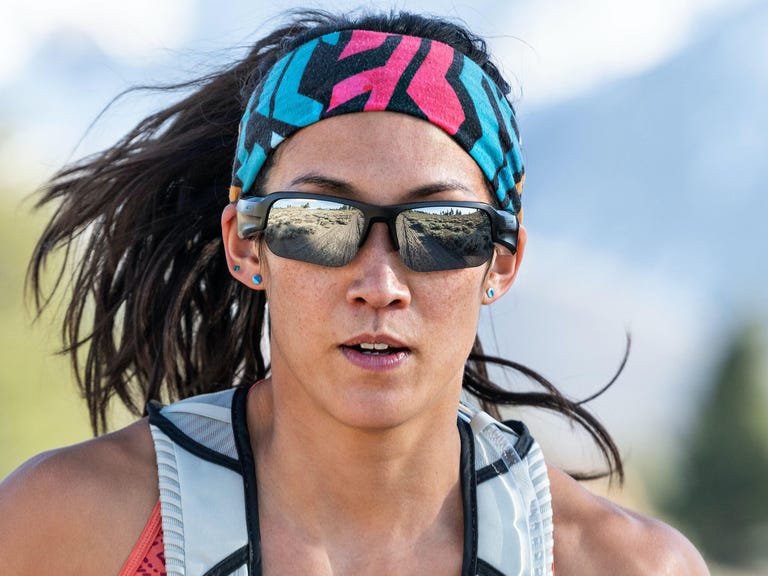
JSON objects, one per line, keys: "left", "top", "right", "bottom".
{"left": 266, "top": 264, "right": 334, "bottom": 332}
{"left": 420, "top": 274, "right": 484, "bottom": 324}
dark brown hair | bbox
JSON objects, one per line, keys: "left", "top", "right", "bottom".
{"left": 27, "top": 9, "right": 625, "bottom": 482}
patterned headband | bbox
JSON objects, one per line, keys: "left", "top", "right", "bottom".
{"left": 230, "top": 29, "right": 525, "bottom": 217}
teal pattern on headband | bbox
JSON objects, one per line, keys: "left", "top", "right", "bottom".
{"left": 230, "top": 29, "right": 525, "bottom": 217}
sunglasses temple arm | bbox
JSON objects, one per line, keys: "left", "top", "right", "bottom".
{"left": 236, "top": 198, "right": 268, "bottom": 239}
{"left": 493, "top": 210, "right": 519, "bottom": 254}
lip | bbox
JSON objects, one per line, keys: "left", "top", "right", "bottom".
{"left": 340, "top": 334, "right": 411, "bottom": 372}
{"left": 341, "top": 334, "right": 409, "bottom": 349}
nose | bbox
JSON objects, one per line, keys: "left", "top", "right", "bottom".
{"left": 345, "top": 223, "right": 411, "bottom": 309}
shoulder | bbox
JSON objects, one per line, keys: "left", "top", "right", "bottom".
{"left": 547, "top": 466, "right": 710, "bottom": 576}
{"left": 0, "top": 419, "right": 159, "bottom": 576}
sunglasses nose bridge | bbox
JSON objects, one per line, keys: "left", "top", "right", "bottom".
{"left": 358, "top": 212, "right": 401, "bottom": 252}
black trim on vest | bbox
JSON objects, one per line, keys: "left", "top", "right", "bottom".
{"left": 202, "top": 545, "right": 249, "bottom": 576}
{"left": 476, "top": 458, "right": 508, "bottom": 485}
{"left": 459, "top": 419, "right": 478, "bottom": 576}
{"left": 232, "top": 385, "right": 263, "bottom": 576}
{"left": 477, "top": 558, "right": 507, "bottom": 576}
{"left": 147, "top": 400, "right": 242, "bottom": 474}
{"left": 474, "top": 420, "right": 534, "bottom": 486}
{"left": 502, "top": 419, "right": 533, "bottom": 460}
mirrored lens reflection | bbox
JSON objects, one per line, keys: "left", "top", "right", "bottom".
{"left": 396, "top": 207, "right": 494, "bottom": 271}
{"left": 264, "top": 198, "right": 364, "bottom": 266}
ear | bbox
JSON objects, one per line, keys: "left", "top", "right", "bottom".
{"left": 221, "top": 203, "right": 265, "bottom": 289}
{"left": 483, "top": 225, "right": 527, "bottom": 303}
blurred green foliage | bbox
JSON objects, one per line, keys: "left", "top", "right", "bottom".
{"left": 0, "top": 193, "right": 92, "bottom": 478}
{"left": 665, "top": 320, "right": 768, "bottom": 567}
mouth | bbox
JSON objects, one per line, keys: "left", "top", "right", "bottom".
{"left": 340, "top": 339, "right": 410, "bottom": 372}
{"left": 340, "top": 335, "right": 411, "bottom": 362}
{"left": 342, "top": 342, "right": 408, "bottom": 356}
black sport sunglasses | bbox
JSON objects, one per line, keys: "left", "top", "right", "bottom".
{"left": 236, "top": 192, "right": 518, "bottom": 273}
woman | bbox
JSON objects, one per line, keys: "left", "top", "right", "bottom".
{"left": 0, "top": 9, "right": 708, "bottom": 576}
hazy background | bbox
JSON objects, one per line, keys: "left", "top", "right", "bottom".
{"left": 2, "top": 0, "right": 767, "bottom": 572}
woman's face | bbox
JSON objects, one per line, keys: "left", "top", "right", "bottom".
{"left": 232, "top": 112, "right": 524, "bottom": 431}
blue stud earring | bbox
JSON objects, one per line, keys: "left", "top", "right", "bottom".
{"left": 233, "top": 265, "right": 241, "bottom": 272}
{"left": 252, "top": 274, "right": 262, "bottom": 285}
{"left": 487, "top": 288, "right": 495, "bottom": 299}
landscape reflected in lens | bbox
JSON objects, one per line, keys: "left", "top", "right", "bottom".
{"left": 265, "top": 199, "right": 363, "bottom": 266}
{"left": 398, "top": 207, "right": 493, "bottom": 271}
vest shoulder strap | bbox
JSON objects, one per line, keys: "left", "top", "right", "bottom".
{"left": 149, "top": 389, "right": 249, "bottom": 576}
{"left": 460, "top": 402, "right": 554, "bottom": 575}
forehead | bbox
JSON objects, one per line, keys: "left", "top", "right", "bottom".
{"left": 265, "top": 112, "right": 491, "bottom": 204}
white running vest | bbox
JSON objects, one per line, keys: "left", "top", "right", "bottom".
{"left": 149, "top": 387, "right": 554, "bottom": 576}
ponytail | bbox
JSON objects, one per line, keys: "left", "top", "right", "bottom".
{"left": 27, "top": 30, "right": 289, "bottom": 433}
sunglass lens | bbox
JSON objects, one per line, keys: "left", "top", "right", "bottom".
{"left": 396, "top": 207, "right": 494, "bottom": 272}
{"left": 265, "top": 198, "right": 364, "bottom": 267}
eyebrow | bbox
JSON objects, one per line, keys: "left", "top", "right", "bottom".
{"left": 285, "top": 173, "right": 478, "bottom": 202}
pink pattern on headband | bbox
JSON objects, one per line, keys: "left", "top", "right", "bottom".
{"left": 407, "top": 41, "right": 464, "bottom": 135}
{"left": 328, "top": 35, "right": 421, "bottom": 112}
{"left": 338, "top": 29, "right": 390, "bottom": 59}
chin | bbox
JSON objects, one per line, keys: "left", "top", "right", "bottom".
{"left": 327, "top": 388, "right": 450, "bottom": 432}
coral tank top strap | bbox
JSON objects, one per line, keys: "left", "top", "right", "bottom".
{"left": 118, "top": 501, "right": 166, "bottom": 576}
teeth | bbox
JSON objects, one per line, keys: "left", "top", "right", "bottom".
{"left": 359, "top": 342, "right": 390, "bottom": 350}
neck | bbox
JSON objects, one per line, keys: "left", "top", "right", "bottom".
{"left": 248, "top": 379, "right": 464, "bottom": 544}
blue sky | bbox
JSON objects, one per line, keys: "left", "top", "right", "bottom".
{"left": 3, "top": 0, "right": 753, "bottom": 98}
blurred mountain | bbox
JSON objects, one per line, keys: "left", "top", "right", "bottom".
{"left": 520, "top": 0, "right": 768, "bottom": 308}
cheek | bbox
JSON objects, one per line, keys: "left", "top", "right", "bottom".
{"left": 434, "top": 267, "right": 485, "bottom": 305}
{"left": 263, "top": 258, "right": 335, "bottom": 335}
{"left": 414, "top": 271, "right": 485, "bottom": 338}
